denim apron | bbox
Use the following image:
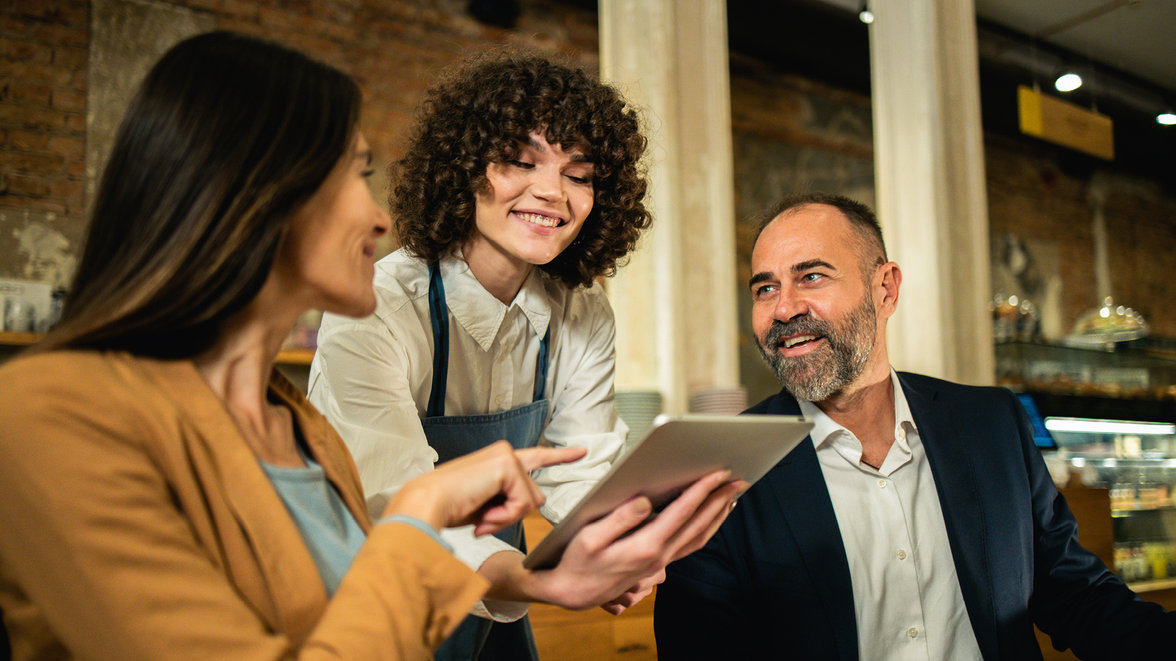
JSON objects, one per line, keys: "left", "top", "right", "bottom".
{"left": 425, "top": 263, "right": 549, "bottom": 661}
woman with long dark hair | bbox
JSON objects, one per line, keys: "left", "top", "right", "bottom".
{"left": 308, "top": 52, "right": 743, "bottom": 661}
{"left": 0, "top": 31, "right": 621, "bottom": 660}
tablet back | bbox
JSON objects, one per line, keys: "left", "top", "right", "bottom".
{"left": 522, "top": 413, "right": 812, "bottom": 570}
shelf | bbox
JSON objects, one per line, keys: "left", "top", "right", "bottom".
{"left": 0, "top": 330, "right": 41, "bottom": 346}
{"left": 1, "top": 331, "right": 315, "bottom": 367}
{"left": 1112, "top": 505, "right": 1176, "bottom": 517}
{"left": 996, "top": 339, "right": 1176, "bottom": 403}
{"left": 1128, "top": 577, "right": 1176, "bottom": 593}
{"left": 276, "top": 347, "right": 315, "bottom": 366}
{"left": 1061, "top": 457, "right": 1176, "bottom": 469}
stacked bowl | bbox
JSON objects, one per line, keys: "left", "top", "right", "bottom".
{"left": 688, "top": 386, "right": 748, "bottom": 416}
{"left": 614, "top": 389, "right": 663, "bottom": 449}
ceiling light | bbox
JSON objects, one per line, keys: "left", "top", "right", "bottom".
{"left": 858, "top": 3, "right": 873, "bottom": 24}
{"left": 1054, "top": 72, "right": 1083, "bottom": 92}
{"left": 1158, "top": 112, "right": 1176, "bottom": 125}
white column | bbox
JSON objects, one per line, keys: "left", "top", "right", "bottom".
{"left": 598, "top": 0, "right": 738, "bottom": 413}
{"left": 869, "top": 0, "right": 994, "bottom": 385}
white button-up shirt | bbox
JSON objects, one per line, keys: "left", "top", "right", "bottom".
{"left": 308, "top": 250, "right": 626, "bottom": 620}
{"left": 798, "top": 371, "right": 983, "bottom": 661}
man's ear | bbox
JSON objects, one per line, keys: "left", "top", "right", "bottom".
{"left": 876, "top": 262, "right": 901, "bottom": 317}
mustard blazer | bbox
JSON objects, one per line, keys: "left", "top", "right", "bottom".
{"left": 0, "top": 350, "right": 488, "bottom": 660}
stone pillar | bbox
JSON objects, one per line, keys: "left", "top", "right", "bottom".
{"left": 597, "top": 0, "right": 738, "bottom": 413}
{"left": 868, "top": 0, "right": 994, "bottom": 385}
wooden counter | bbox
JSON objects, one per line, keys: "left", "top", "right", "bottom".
{"left": 523, "top": 513, "right": 658, "bottom": 661}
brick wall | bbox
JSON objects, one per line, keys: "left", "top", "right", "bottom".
{"left": 0, "top": 1, "right": 89, "bottom": 222}
{"left": 0, "top": 0, "right": 599, "bottom": 285}
{"left": 986, "top": 133, "right": 1176, "bottom": 337}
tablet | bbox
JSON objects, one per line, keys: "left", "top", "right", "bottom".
{"left": 522, "top": 413, "right": 812, "bottom": 569}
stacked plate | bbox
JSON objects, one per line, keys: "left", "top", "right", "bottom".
{"left": 688, "top": 386, "right": 748, "bottom": 415}
{"left": 614, "top": 389, "right": 663, "bottom": 447}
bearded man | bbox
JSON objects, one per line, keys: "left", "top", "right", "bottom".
{"left": 654, "top": 194, "right": 1174, "bottom": 660}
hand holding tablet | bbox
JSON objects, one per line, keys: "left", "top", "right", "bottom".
{"left": 523, "top": 413, "right": 813, "bottom": 570}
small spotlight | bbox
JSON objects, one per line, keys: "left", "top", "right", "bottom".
{"left": 1054, "top": 72, "right": 1083, "bottom": 92}
{"left": 859, "top": 8, "right": 874, "bottom": 24}
{"left": 1158, "top": 112, "right": 1176, "bottom": 126}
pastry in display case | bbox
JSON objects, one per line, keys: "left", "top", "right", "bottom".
{"left": 996, "top": 338, "right": 1176, "bottom": 402}
{"left": 1036, "top": 405, "right": 1176, "bottom": 592}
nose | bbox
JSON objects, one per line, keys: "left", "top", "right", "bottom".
{"left": 372, "top": 206, "right": 391, "bottom": 237}
{"left": 529, "top": 164, "right": 566, "bottom": 202}
{"left": 772, "top": 287, "right": 809, "bottom": 322}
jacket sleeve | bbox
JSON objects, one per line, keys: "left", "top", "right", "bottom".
{"left": 654, "top": 523, "right": 758, "bottom": 659}
{"left": 0, "top": 356, "right": 487, "bottom": 661}
{"left": 1013, "top": 390, "right": 1176, "bottom": 659}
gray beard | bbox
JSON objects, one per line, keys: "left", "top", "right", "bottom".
{"left": 755, "top": 292, "right": 876, "bottom": 402}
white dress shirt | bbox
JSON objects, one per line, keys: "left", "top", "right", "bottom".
{"left": 797, "top": 370, "right": 983, "bottom": 661}
{"left": 308, "top": 250, "right": 626, "bottom": 620}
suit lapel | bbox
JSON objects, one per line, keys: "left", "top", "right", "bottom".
{"left": 758, "top": 393, "right": 859, "bottom": 661}
{"left": 899, "top": 375, "right": 998, "bottom": 659}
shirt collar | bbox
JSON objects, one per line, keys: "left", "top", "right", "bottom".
{"left": 440, "top": 253, "right": 551, "bottom": 351}
{"left": 891, "top": 369, "right": 917, "bottom": 444}
{"left": 798, "top": 368, "right": 918, "bottom": 457}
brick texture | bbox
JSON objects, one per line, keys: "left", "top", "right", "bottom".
{"left": 1, "top": 0, "right": 1174, "bottom": 342}
{"left": 0, "top": 0, "right": 88, "bottom": 223}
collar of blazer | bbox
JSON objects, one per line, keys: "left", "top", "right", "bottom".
{"left": 133, "top": 356, "right": 370, "bottom": 643}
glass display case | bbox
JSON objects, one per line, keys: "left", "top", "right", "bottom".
{"left": 996, "top": 339, "right": 1176, "bottom": 400}
{"left": 1042, "top": 414, "right": 1176, "bottom": 592}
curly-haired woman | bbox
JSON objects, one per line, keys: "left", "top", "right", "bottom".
{"left": 307, "top": 52, "right": 741, "bottom": 661}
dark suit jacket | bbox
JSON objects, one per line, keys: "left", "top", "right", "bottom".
{"left": 655, "top": 372, "right": 1174, "bottom": 660}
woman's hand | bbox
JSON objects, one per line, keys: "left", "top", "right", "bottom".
{"left": 485, "top": 469, "right": 746, "bottom": 611}
{"left": 382, "top": 441, "right": 587, "bottom": 535}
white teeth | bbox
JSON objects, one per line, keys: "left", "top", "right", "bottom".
{"left": 783, "top": 335, "right": 817, "bottom": 348}
{"left": 516, "top": 212, "right": 561, "bottom": 227}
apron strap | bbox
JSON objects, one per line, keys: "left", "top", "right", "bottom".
{"left": 534, "top": 326, "right": 549, "bottom": 402}
{"left": 426, "top": 262, "right": 449, "bottom": 418}
{"left": 426, "top": 261, "right": 551, "bottom": 418}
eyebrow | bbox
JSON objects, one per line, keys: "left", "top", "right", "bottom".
{"left": 792, "top": 259, "right": 835, "bottom": 273}
{"left": 524, "top": 136, "right": 593, "bottom": 164}
{"left": 748, "top": 271, "right": 773, "bottom": 290}
{"left": 747, "top": 259, "right": 837, "bottom": 290}
{"left": 356, "top": 149, "right": 373, "bottom": 166}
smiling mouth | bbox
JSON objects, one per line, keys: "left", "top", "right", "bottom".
{"left": 780, "top": 334, "right": 822, "bottom": 349}
{"left": 515, "top": 211, "right": 565, "bottom": 228}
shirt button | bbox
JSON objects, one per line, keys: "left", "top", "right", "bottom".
{"left": 896, "top": 549, "right": 907, "bottom": 560}
{"left": 494, "top": 394, "right": 504, "bottom": 406}
{"left": 907, "top": 627, "right": 918, "bottom": 639}
{"left": 877, "top": 479, "right": 887, "bottom": 489}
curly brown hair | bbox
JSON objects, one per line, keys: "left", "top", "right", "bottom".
{"left": 392, "top": 51, "right": 650, "bottom": 289}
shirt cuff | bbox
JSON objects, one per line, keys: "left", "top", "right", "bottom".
{"left": 441, "top": 524, "right": 530, "bottom": 622}
{"left": 376, "top": 514, "right": 453, "bottom": 552}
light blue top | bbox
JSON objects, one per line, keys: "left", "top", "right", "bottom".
{"left": 261, "top": 455, "right": 366, "bottom": 596}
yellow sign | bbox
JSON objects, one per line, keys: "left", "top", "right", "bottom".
{"left": 1018, "top": 85, "right": 1114, "bottom": 160}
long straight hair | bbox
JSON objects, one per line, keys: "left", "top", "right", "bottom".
{"left": 38, "top": 31, "right": 361, "bottom": 358}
